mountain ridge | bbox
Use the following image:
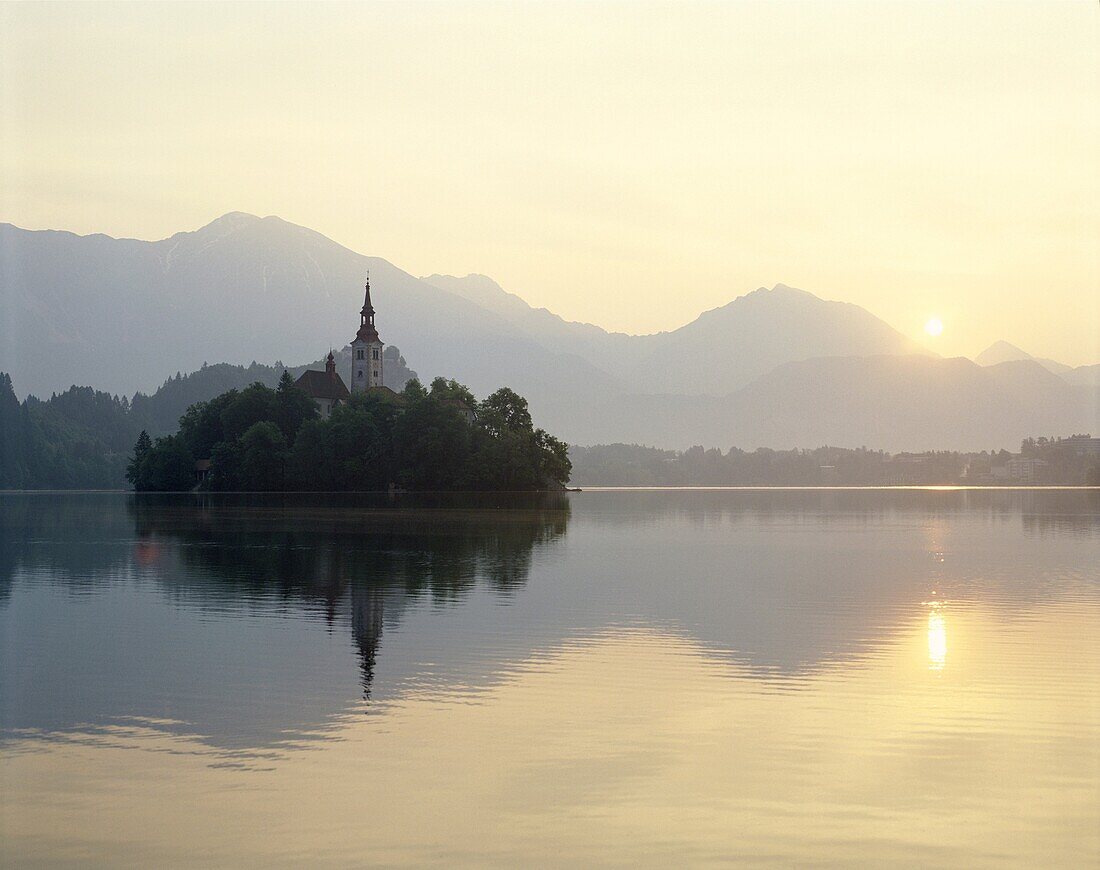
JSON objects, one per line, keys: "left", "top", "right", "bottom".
{"left": 2, "top": 212, "right": 1096, "bottom": 451}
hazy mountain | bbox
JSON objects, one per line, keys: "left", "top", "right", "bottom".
{"left": 419, "top": 273, "right": 637, "bottom": 377}
{"left": 974, "top": 340, "right": 1073, "bottom": 375}
{"left": 3, "top": 213, "right": 1094, "bottom": 452}
{"left": 423, "top": 275, "right": 930, "bottom": 395}
{"left": 0, "top": 214, "right": 621, "bottom": 408}
{"left": 552, "top": 356, "right": 1098, "bottom": 451}
{"left": 1063, "top": 364, "right": 1100, "bottom": 388}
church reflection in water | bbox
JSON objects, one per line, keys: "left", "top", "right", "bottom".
{"left": 128, "top": 493, "right": 571, "bottom": 699}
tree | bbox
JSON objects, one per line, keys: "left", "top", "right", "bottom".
{"left": 394, "top": 399, "right": 471, "bottom": 490}
{"left": 137, "top": 436, "right": 194, "bottom": 491}
{"left": 328, "top": 401, "right": 387, "bottom": 490}
{"left": 0, "top": 372, "right": 30, "bottom": 488}
{"left": 534, "top": 429, "right": 571, "bottom": 488}
{"left": 220, "top": 382, "right": 279, "bottom": 442}
{"left": 125, "top": 430, "right": 152, "bottom": 487}
{"left": 429, "top": 377, "right": 477, "bottom": 406}
{"left": 238, "top": 421, "right": 288, "bottom": 491}
{"left": 288, "top": 419, "right": 337, "bottom": 490}
{"left": 206, "top": 439, "right": 243, "bottom": 491}
{"left": 178, "top": 391, "right": 238, "bottom": 458}
{"left": 400, "top": 378, "right": 428, "bottom": 403}
{"left": 478, "top": 388, "right": 532, "bottom": 438}
{"left": 275, "top": 370, "right": 318, "bottom": 443}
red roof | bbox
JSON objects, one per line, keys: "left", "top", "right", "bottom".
{"left": 295, "top": 369, "right": 350, "bottom": 400}
{"left": 354, "top": 322, "right": 381, "bottom": 344}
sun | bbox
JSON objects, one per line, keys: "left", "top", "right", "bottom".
{"left": 924, "top": 318, "right": 944, "bottom": 337}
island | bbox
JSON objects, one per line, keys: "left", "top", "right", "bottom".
{"left": 126, "top": 372, "right": 570, "bottom": 492}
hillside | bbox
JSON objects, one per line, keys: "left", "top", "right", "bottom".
{"left": 3, "top": 213, "right": 1096, "bottom": 452}
{"left": 0, "top": 215, "right": 621, "bottom": 410}
{"left": 974, "top": 340, "right": 1074, "bottom": 375}
{"left": 545, "top": 356, "right": 1099, "bottom": 451}
{"left": 423, "top": 275, "right": 930, "bottom": 395}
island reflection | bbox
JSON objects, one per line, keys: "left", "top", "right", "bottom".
{"left": 2, "top": 489, "right": 1097, "bottom": 756}
{"left": 0, "top": 492, "right": 570, "bottom": 749}
{"left": 129, "top": 493, "right": 572, "bottom": 698}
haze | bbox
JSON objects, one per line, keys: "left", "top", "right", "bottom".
{"left": 1, "top": 1, "right": 1097, "bottom": 364}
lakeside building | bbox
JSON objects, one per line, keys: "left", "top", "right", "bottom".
{"left": 1063, "top": 435, "right": 1100, "bottom": 456}
{"left": 351, "top": 275, "right": 384, "bottom": 392}
{"left": 997, "top": 457, "right": 1049, "bottom": 483}
{"left": 296, "top": 276, "right": 383, "bottom": 417}
{"left": 294, "top": 352, "right": 350, "bottom": 419}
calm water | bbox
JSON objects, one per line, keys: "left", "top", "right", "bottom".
{"left": 1, "top": 489, "right": 1098, "bottom": 867}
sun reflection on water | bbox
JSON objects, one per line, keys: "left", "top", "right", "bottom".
{"left": 927, "top": 606, "right": 947, "bottom": 671}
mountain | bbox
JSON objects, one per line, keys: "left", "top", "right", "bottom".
{"left": 423, "top": 275, "right": 929, "bottom": 395}
{"left": 553, "top": 356, "right": 1098, "bottom": 451}
{"left": 0, "top": 214, "right": 621, "bottom": 409}
{"left": 974, "top": 340, "right": 1073, "bottom": 375}
{"left": 420, "top": 273, "right": 637, "bottom": 377}
{"left": 2, "top": 212, "right": 1095, "bottom": 452}
{"left": 1063, "top": 364, "right": 1100, "bottom": 388}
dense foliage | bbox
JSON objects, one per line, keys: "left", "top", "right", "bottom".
{"left": 127, "top": 374, "right": 572, "bottom": 492}
{"left": 0, "top": 374, "right": 136, "bottom": 489}
{"left": 130, "top": 347, "right": 416, "bottom": 435}
{"left": 569, "top": 441, "right": 1100, "bottom": 486}
{"left": 3, "top": 364, "right": 1095, "bottom": 490}
{"left": 0, "top": 347, "right": 416, "bottom": 489}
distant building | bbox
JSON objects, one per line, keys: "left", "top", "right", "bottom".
{"left": 881, "top": 455, "right": 934, "bottom": 486}
{"left": 1063, "top": 435, "right": 1100, "bottom": 456}
{"left": 1004, "top": 457, "right": 1048, "bottom": 483}
{"left": 295, "top": 352, "right": 350, "bottom": 419}
{"left": 194, "top": 459, "right": 212, "bottom": 485}
{"left": 439, "top": 397, "right": 477, "bottom": 425}
{"left": 351, "top": 274, "right": 384, "bottom": 392}
{"left": 294, "top": 276, "right": 390, "bottom": 416}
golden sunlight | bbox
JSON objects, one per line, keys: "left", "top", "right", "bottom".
{"left": 927, "top": 608, "right": 947, "bottom": 671}
{"left": 924, "top": 318, "right": 944, "bottom": 337}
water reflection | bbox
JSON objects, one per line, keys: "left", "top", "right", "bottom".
{"left": 927, "top": 607, "right": 947, "bottom": 671}
{"left": 3, "top": 489, "right": 1099, "bottom": 747}
{"left": 131, "top": 494, "right": 571, "bottom": 698}
{"left": 1, "top": 493, "right": 570, "bottom": 747}
{"left": 1, "top": 490, "right": 1099, "bottom": 866}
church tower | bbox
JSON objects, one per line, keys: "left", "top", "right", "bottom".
{"left": 350, "top": 274, "right": 383, "bottom": 392}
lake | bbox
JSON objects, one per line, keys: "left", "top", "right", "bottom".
{"left": 1, "top": 489, "right": 1098, "bottom": 867}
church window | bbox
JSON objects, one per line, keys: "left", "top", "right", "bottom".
{"left": 356, "top": 349, "right": 364, "bottom": 360}
{"left": 372, "top": 349, "right": 379, "bottom": 360}
{"left": 357, "top": 370, "right": 363, "bottom": 378}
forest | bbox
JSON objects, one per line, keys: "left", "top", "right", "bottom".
{"left": 0, "top": 348, "right": 414, "bottom": 489}
{"left": 2, "top": 367, "right": 1097, "bottom": 490}
{"left": 569, "top": 442, "right": 1100, "bottom": 487}
{"left": 126, "top": 373, "right": 572, "bottom": 492}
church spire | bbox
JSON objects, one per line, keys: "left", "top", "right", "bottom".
{"left": 361, "top": 272, "right": 375, "bottom": 326}
{"left": 354, "top": 271, "right": 380, "bottom": 344}
{"left": 351, "top": 273, "right": 383, "bottom": 393}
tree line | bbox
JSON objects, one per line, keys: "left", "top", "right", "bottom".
{"left": 569, "top": 441, "right": 1100, "bottom": 486}
{"left": 126, "top": 373, "right": 572, "bottom": 492}
{"left": 0, "top": 348, "right": 416, "bottom": 489}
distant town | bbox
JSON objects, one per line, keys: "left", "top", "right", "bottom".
{"left": 569, "top": 436, "right": 1100, "bottom": 487}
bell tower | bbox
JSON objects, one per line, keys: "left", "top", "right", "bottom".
{"left": 350, "top": 273, "right": 383, "bottom": 392}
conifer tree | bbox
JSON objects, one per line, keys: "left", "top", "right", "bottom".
{"left": 126, "top": 430, "right": 152, "bottom": 487}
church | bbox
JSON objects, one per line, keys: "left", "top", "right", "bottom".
{"left": 294, "top": 275, "right": 388, "bottom": 418}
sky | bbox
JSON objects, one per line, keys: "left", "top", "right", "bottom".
{"left": 1, "top": 1, "right": 1097, "bottom": 364}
